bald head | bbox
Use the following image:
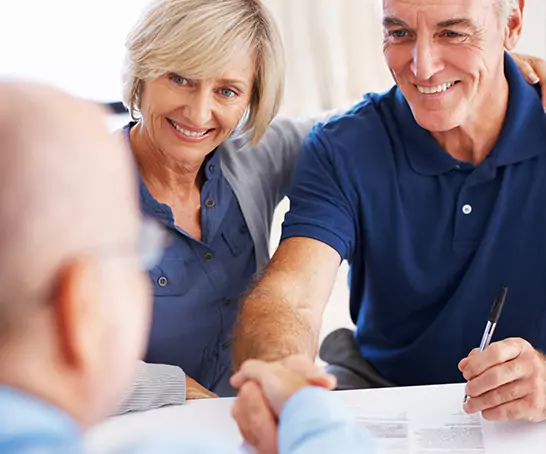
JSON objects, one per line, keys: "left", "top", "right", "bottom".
{"left": 0, "top": 83, "right": 139, "bottom": 341}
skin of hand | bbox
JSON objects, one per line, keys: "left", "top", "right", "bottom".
{"left": 459, "top": 338, "right": 546, "bottom": 422}
{"left": 232, "top": 382, "right": 279, "bottom": 454}
{"left": 231, "top": 355, "right": 336, "bottom": 415}
{"left": 186, "top": 376, "right": 218, "bottom": 399}
{"left": 510, "top": 52, "right": 546, "bottom": 110}
{"left": 230, "top": 355, "right": 337, "bottom": 454}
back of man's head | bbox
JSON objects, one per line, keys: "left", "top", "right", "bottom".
{"left": 0, "top": 82, "right": 151, "bottom": 427}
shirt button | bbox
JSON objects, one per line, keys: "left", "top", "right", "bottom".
{"left": 204, "top": 251, "right": 214, "bottom": 261}
{"left": 462, "top": 204, "right": 473, "bottom": 215}
{"left": 222, "top": 341, "right": 231, "bottom": 350}
{"left": 223, "top": 298, "right": 232, "bottom": 307}
{"left": 205, "top": 198, "right": 215, "bottom": 208}
{"left": 157, "top": 276, "right": 168, "bottom": 287}
{"left": 239, "top": 225, "right": 249, "bottom": 234}
{"left": 455, "top": 164, "right": 461, "bottom": 170}
{"left": 209, "top": 164, "right": 216, "bottom": 174}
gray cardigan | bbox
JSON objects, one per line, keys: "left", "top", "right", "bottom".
{"left": 116, "top": 115, "right": 320, "bottom": 414}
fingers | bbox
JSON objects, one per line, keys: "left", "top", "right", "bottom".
{"left": 481, "top": 395, "right": 543, "bottom": 423}
{"left": 458, "top": 348, "right": 480, "bottom": 371}
{"left": 232, "top": 382, "right": 278, "bottom": 454}
{"left": 465, "top": 356, "right": 534, "bottom": 399}
{"left": 517, "top": 53, "right": 546, "bottom": 110}
{"left": 529, "top": 57, "right": 546, "bottom": 111}
{"left": 231, "top": 356, "right": 333, "bottom": 416}
{"left": 231, "top": 356, "right": 336, "bottom": 391}
{"left": 231, "top": 359, "right": 273, "bottom": 389}
{"left": 464, "top": 378, "right": 531, "bottom": 415}
{"left": 231, "top": 359, "right": 307, "bottom": 415}
{"left": 461, "top": 340, "right": 546, "bottom": 422}
{"left": 460, "top": 338, "right": 527, "bottom": 381}
{"left": 186, "top": 376, "right": 219, "bottom": 399}
{"left": 520, "top": 61, "right": 540, "bottom": 85}
{"left": 511, "top": 52, "right": 540, "bottom": 84}
{"left": 511, "top": 52, "right": 546, "bottom": 110}
{"left": 281, "top": 355, "right": 337, "bottom": 389}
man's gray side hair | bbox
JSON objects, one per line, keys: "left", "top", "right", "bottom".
{"left": 497, "top": 0, "right": 519, "bottom": 21}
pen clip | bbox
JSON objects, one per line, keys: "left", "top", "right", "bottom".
{"left": 489, "top": 285, "right": 508, "bottom": 324}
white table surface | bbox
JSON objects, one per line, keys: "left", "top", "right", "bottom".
{"left": 86, "top": 383, "right": 546, "bottom": 453}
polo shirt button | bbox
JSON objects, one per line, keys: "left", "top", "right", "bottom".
{"left": 204, "top": 251, "right": 214, "bottom": 261}
{"left": 209, "top": 164, "right": 216, "bottom": 174}
{"left": 455, "top": 164, "right": 461, "bottom": 169}
{"left": 223, "top": 298, "right": 232, "bottom": 307}
{"left": 205, "top": 198, "right": 215, "bottom": 208}
{"left": 157, "top": 276, "right": 168, "bottom": 287}
{"left": 462, "top": 204, "right": 473, "bottom": 215}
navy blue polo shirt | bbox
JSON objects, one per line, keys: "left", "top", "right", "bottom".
{"left": 282, "top": 55, "right": 546, "bottom": 386}
{"left": 123, "top": 124, "right": 256, "bottom": 395}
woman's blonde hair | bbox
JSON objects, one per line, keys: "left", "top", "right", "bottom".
{"left": 123, "top": 0, "right": 285, "bottom": 144}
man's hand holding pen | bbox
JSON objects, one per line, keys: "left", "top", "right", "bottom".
{"left": 459, "top": 338, "right": 546, "bottom": 422}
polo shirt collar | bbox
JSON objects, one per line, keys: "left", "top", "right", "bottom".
{"left": 493, "top": 54, "right": 546, "bottom": 167}
{"left": 394, "top": 87, "right": 460, "bottom": 176}
{"left": 121, "top": 122, "right": 169, "bottom": 222}
{"left": 394, "top": 52, "right": 546, "bottom": 176}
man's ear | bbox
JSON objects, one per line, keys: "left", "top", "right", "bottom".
{"left": 54, "top": 257, "right": 104, "bottom": 374}
{"left": 504, "top": 5, "right": 523, "bottom": 51}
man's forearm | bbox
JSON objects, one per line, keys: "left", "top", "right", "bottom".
{"left": 232, "top": 237, "right": 340, "bottom": 370}
{"left": 232, "top": 283, "right": 317, "bottom": 369}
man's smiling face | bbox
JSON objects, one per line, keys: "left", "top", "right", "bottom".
{"left": 382, "top": 0, "right": 511, "bottom": 132}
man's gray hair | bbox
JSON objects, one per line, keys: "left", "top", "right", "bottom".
{"left": 497, "top": 0, "right": 519, "bottom": 21}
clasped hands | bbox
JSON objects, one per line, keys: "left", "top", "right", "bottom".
{"left": 230, "top": 355, "right": 336, "bottom": 454}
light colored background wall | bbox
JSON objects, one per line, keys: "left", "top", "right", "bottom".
{"left": 519, "top": 0, "right": 546, "bottom": 58}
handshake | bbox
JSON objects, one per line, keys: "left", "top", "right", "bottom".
{"left": 230, "top": 355, "right": 338, "bottom": 454}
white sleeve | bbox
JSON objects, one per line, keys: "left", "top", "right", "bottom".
{"left": 114, "top": 361, "right": 186, "bottom": 415}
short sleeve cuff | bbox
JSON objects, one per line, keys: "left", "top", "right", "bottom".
{"left": 281, "top": 224, "right": 348, "bottom": 261}
{"left": 115, "top": 363, "right": 186, "bottom": 415}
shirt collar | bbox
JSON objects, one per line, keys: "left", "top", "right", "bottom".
{"left": 0, "top": 386, "right": 81, "bottom": 443}
{"left": 493, "top": 53, "right": 546, "bottom": 167}
{"left": 394, "top": 52, "right": 546, "bottom": 176}
{"left": 121, "top": 122, "right": 223, "bottom": 224}
{"left": 121, "top": 122, "right": 168, "bottom": 222}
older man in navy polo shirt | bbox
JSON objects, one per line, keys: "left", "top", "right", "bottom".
{"left": 234, "top": 0, "right": 546, "bottom": 425}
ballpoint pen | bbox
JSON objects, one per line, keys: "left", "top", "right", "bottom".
{"left": 463, "top": 285, "right": 508, "bottom": 403}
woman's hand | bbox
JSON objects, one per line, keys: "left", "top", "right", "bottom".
{"left": 511, "top": 52, "right": 546, "bottom": 110}
{"left": 186, "top": 376, "right": 218, "bottom": 399}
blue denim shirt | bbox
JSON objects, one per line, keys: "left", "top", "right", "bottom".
{"left": 125, "top": 124, "right": 256, "bottom": 395}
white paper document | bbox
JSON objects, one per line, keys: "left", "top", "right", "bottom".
{"left": 86, "top": 383, "right": 546, "bottom": 454}
{"left": 354, "top": 406, "right": 484, "bottom": 453}
{"left": 338, "top": 383, "right": 545, "bottom": 454}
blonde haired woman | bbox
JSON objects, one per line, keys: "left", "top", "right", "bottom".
{"left": 117, "top": 0, "right": 546, "bottom": 413}
{"left": 117, "top": 0, "right": 320, "bottom": 413}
